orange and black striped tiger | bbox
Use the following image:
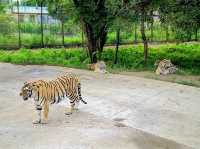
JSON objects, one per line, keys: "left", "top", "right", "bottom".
{"left": 19, "top": 74, "right": 87, "bottom": 124}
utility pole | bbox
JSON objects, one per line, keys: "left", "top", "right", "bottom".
{"left": 114, "top": 28, "right": 120, "bottom": 64}
{"left": 17, "top": 0, "right": 21, "bottom": 48}
{"left": 61, "top": 7, "right": 64, "bottom": 47}
{"left": 40, "top": 1, "right": 44, "bottom": 47}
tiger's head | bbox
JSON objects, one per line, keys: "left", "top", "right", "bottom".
{"left": 19, "top": 82, "right": 34, "bottom": 101}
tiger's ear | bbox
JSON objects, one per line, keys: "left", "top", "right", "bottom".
{"left": 19, "top": 92, "right": 22, "bottom": 96}
{"left": 24, "top": 81, "right": 27, "bottom": 85}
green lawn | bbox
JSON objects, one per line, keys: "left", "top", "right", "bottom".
{"left": 0, "top": 42, "right": 200, "bottom": 75}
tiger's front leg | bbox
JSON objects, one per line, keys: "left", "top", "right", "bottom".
{"left": 42, "top": 101, "right": 49, "bottom": 124}
{"left": 32, "top": 105, "right": 42, "bottom": 124}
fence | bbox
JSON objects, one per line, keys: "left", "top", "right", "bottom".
{"left": 0, "top": 1, "right": 199, "bottom": 50}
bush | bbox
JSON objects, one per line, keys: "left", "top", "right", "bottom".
{"left": 0, "top": 48, "right": 88, "bottom": 68}
{"left": 102, "top": 43, "right": 200, "bottom": 73}
{"left": 0, "top": 43, "right": 200, "bottom": 74}
{"left": 0, "top": 14, "right": 17, "bottom": 35}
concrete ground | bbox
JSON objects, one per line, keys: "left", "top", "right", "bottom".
{"left": 0, "top": 63, "right": 199, "bottom": 149}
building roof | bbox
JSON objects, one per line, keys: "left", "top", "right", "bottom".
{"left": 11, "top": 6, "right": 48, "bottom": 14}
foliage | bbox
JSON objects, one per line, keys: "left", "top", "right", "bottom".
{"left": 0, "top": 3, "right": 16, "bottom": 35}
{"left": 0, "top": 43, "right": 200, "bottom": 74}
{"left": 0, "top": 48, "right": 89, "bottom": 68}
{"left": 0, "top": 15, "right": 16, "bottom": 35}
{"left": 103, "top": 43, "right": 200, "bottom": 74}
{"left": 159, "top": 0, "right": 200, "bottom": 41}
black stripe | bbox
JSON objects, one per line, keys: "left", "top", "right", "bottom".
{"left": 55, "top": 80, "right": 65, "bottom": 98}
{"left": 53, "top": 81, "right": 61, "bottom": 102}
{"left": 57, "top": 78, "right": 67, "bottom": 96}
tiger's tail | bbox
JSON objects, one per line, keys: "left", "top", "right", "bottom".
{"left": 77, "top": 82, "right": 87, "bottom": 104}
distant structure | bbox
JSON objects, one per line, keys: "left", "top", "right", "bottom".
{"left": 11, "top": 6, "right": 59, "bottom": 24}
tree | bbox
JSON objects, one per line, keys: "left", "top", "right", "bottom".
{"left": 21, "top": 0, "right": 38, "bottom": 6}
{"left": 149, "top": 9, "right": 154, "bottom": 42}
{"left": 0, "top": 2, "right": 16, "bottom": 35}
{"left": 46, "top": 0, "right": 109, "bottom": 63}
{"left": 125, "top": 0, "right": 162, "bottom": 64}
{"left": 22, "top": 0, "right": 46, "bottom": 47}
{"left": 158, "top": 1, "right": 171, "bottom": 41}
{"left": 26, "top": 0, "right": 127, "bottom": 63}
{"left": 159, "top": 0, "right": 200, "bottom": 42}
{"left": 71, "top": 0, "right": 128, "bottom": 63}
{"left": 126, "top": 0, "right": 151, "bottom": 64}
{"left": 71, "top": 0, "right": 108, "bottom": 63}
{"left": 47, "top": 0, "right": 69, "bottom": 46}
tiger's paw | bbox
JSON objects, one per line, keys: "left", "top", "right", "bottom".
{"left": 41, "top": 119, "right": 48, "bottom": 124}
{"left": 32, "top": 120, "right": 41, "bottom": 124}
{"left": 74, "top": 108, "right": 79, "bottom": 111}
{"left": 65, "top": 108, "right": 73, "bottom": 115}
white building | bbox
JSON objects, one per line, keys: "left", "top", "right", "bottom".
{"left": 11, "top": 6, "right": 59, "bottom": 24}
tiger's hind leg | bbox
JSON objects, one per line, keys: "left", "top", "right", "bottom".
{"left": 74, "top": 99, "right": 80, "bottom": 111}
{"left": 73, "top": 83, "right": 81, "bottom": 111}
{"left": 65, "top": 94, "right": 78, "bottom": 115}
{"left": 65, "top": 101, "right": 75, "bottom": 115}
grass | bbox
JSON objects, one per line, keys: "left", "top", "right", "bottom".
{"left": 176, "top": 80, "right": 197, "bottom": 86}
{"left": 0, "top": 42, "right": 200, "bottom": 74}
{"left": 0, "top": 48, "right": 89, "bottom": 69}
{"left": 1, "top": 42, "right": 200, "bottom": 87}
{"left": 0, "top": 33, "right": 83, "bottom": 48}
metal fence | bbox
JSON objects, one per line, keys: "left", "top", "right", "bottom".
{"left": 0, "top": 1, "right": 199, "bottom": 50}
{"left": 0, "top": 1, "right": 84, "bottom": 49}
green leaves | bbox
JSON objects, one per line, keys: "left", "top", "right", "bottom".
{"left": 0, "top": 43, "right": 200, "bottom": 74}
{"left": 159, "top": 0, "right": 200, "bottom": 41}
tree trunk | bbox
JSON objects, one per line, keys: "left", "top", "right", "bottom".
{"left": 81, "top": 29, "right": 84, "bottom": 48}
{"left": 80, "top": 21, "right": 85, "bottom": 50}
{"left": 97, "top": 25, "right": 107, "bottom": 60}
{"left": 40, "top": 1, "right": 44, "bottom": 48}
{"left": 82, "top": 21, "right": 107, "bottom": 63}
{"left": 61, "top": 18, "right": 64, "bottom": 46}
{"left": 114, "top": 28, "right": 120, "bottom": 64}
{"left": 140, "top": 9, "right": 148, "bottom": 64}
{"left": 195, "top": 28, "right": 198, "bottom": 41}
{"left": 150, "top": 22, "right": 153, "bottom": 42}
{"left": 165, "top": 25, "right": 169, "bottom": 42}
{"left": 150, "top": 10, "right": 153, "bottom": 42}
{"left": 134, "top": 22, "right": 137, "bottom": 44}
{"left": 73, "top": 0, "right": 107, "bottom": 63}
{"left": 84, "top": 23, "right": 97, "bottom": 63}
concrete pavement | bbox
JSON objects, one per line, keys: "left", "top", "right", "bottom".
{"left": 0, "top": 63, "right": 199, "bottom": 149}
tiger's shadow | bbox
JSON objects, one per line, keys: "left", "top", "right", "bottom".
{"left": 42, "top": 107, "right": 116, "bottom": 129}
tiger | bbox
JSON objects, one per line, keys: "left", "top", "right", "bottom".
{"left": 155, "top": 59, "right": 177, "bottom": 75}
{"left": 87, "top": 61, "right": 107, "bottom": 73}
{"left": 19, "top": 74, "right": 87, "bottom": 124}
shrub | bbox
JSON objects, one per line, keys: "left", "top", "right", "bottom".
{"left": 0, "top": 14, "right": 17, "bottom": 35}
{"left": 0, "top": 43, "right": 200, "bottom": 74}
